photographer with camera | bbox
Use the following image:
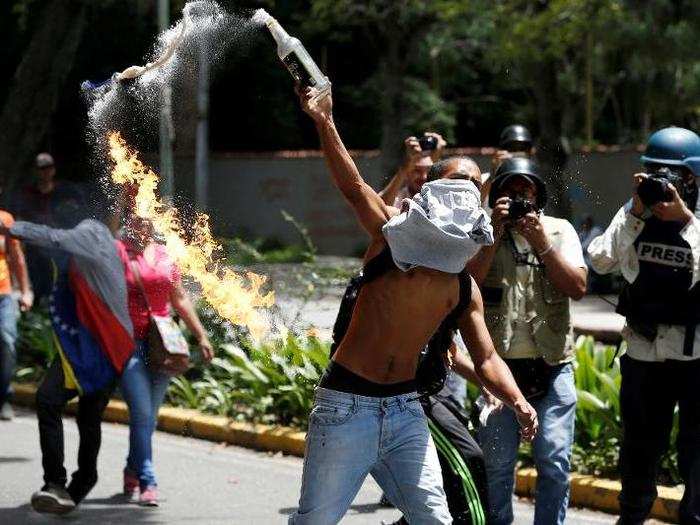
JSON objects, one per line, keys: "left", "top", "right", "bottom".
{"left": 588, "top": 127, "right": 700, "bottom": 525}
{"left": 380, "top": 132, "right": 446, "bottom": 207}
{"left": 465, "top": 157, "right": 587, "bottom": 525}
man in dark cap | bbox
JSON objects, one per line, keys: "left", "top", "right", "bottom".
{"left": 12, "top": 153, "right": 88, "bottom": 300}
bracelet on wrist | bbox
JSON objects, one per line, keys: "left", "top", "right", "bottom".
{"left": 538, "top": 243, "right": 554, "bottom": 257}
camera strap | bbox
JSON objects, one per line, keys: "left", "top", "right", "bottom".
{"left": 506, "top": 231, "right": 544, "bottom": 268}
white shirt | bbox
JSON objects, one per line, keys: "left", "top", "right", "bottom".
{"left": 587, "top": 205, "right": 700, "bottom": 362}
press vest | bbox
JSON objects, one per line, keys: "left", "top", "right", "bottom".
{"left": 482, "top": 227, "right": 574, "bottom": 365}
{"left": 617, "top": 216, "right": 700, "bottom": 350}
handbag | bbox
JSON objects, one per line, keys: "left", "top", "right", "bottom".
{"left": 503, "top": 357, "right": 554, "bottom": 402}
{"left": 129, "top": 259, "right": 191, "bottom": 376}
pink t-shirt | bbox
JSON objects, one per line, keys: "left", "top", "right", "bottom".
{"left": 116, "top": 240, "right": 181, "bottom": 340}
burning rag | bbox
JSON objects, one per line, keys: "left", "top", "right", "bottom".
{"left": 11, "top": 220, "right": 134, "bottom": 394}
{"left": 382, "top": 179, "right": 494, "bottom": 274}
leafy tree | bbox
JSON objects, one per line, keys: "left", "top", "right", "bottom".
{"left": 460, "top": 0, "right": 625, "bottom": 217}
{"left": 0, "top": 0, "right": 88, "bottom": 191}
{"left": 306, "top": 0, "right": 460, "bottom": 175}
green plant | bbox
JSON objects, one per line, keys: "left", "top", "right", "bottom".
{"left": 14, "top": 305, "right": 55, "bottom": 381}
{"left": 572, "top": 336, "right": 679, "bottom": 483}
{"left": 224, "top": 211, "right": 317, "bottom": 266}
{"left": 167, "top": 332, "right": 329, "bottom": 427}
{"left": 281, "top": 210, "right": 317, "bottom": 261}
{"left": 574, "top": 336, "right": 623, "bottom": 445}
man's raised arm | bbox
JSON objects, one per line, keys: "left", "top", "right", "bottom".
{"left": 298, "top": 87, "right": 391, "bottom": 239}
{"left": 457, "top": 276, "right": 538, "bottom": 441}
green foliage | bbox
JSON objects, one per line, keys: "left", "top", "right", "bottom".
{"left": 225, "top": 238, "right": 315, "bottom": 265}
{"left": 571, "top": 336, "right": 624, "bottom": 478}
{"left": 167, "top": 334, "right": 329, "bottom": 427}
{"left": 15, "top": 305, "right": 55, "bottom": 381}
{"left": 402, "top": 78, "right": 457, "bottom": 143}
{"left": 571, "top": 336, "right": 679, "bottom": 483}
{"left": 224, "top": 210, "right": 317, "bottom": 265}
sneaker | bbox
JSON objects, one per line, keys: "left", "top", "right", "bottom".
{"left": 139, "top": 486, "right": 158, "bottom": 507}
{"left": 0, "top": 403, "right": 14, "bottom": 421}
{"left": 30, "top": 484, "right": 76, "bottom": 515}
{"left": 123, "top": 470, "right": 139, "bottom": 501}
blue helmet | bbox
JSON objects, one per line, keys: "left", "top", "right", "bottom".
{"left": 641, "top": 127, "right": 700, "bottom": 178}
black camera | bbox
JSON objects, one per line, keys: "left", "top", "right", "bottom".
{"left": 637, "top": 166, "right": 685, "bottom": 207}
{"left": 419, "top": 135, "right": 438, "bottom": 151}
{"left": 508, "top": 197, "right": 536, "bottom": 221}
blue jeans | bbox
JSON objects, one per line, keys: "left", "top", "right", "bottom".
{"left": 290, "top": 387, "right": 452, "bottom": 524}
{"left": 0, "top": 294, "right": 19, "bottom": 407}
{"left": 478, "top": 363, "right": 577, "bottom": 525}
{"left": 119, "top": 341, "right": 170, "bottom": 488}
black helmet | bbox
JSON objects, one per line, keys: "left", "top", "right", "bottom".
{"left": 499, "top": 125, "right": 533, "bottom": 152}
{"left": 488, "top": 157, "right": 547, "bottom": 210}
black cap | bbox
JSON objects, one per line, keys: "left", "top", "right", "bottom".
{"left": 488, "top": 157, "right": 547, "bottom": 210}
{"left": 499, "top": 125, "right": 533, "bottom": 152}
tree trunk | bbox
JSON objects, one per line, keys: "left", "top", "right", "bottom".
{"left": 0, "top": 0, "right": 87, "bottom": 191}
{"left": 531, "top": 60, "right": 571, "bottom": 220}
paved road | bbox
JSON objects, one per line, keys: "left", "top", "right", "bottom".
{"left": 0, "top": 409, "right": 624, "bottom": 524}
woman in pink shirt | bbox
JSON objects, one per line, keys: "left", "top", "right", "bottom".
{"left": 117, "top": 215, "right": 213, "bottom": 506}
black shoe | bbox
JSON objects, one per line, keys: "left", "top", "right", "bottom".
{"left": 67, "top": 475, "right": 97, "bottom": 505}
{"left": 30, "top": 483, "right": 76, "bottom": 514}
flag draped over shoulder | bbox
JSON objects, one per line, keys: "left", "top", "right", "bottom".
{"left": 11, "top": 220, "right": 134, "bottom": 394}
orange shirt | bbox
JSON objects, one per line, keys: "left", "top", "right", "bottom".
{"left": 0, "top": 211, "right": 17, "bottom": 295}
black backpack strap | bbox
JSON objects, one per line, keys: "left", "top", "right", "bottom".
{"left": 416, "top": 273, "right": 473, "bottom": 398}
{"left": 443, "top": 272, "right": 472, "bottom": 329}
{"left": 363, "top": 246, "right": 394, "bottom": 283}
{"left": 456, "top": 272, "right": 472, "bottom": 317}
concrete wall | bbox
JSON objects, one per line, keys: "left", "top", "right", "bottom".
{"left": 173, "top": 149, "right": 644, "bottom": 255}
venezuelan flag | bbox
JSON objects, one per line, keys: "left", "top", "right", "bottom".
{"left": 50, "top": 262, "right": 134, "bottom": 394}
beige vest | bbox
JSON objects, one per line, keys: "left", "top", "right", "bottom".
{"left": 482, "top": 228, "right": 574, "bottom": 365}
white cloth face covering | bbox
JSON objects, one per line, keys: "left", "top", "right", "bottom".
{"left": 382, "top": 178, "right": 494, "bottom": 274}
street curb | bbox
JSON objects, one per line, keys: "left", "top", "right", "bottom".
{"left": 11, "top": 383, "right": 306, "bottom": 457}
{"left": 515, "top": 468, "right": 679, "bottom": 522}
{"left": 12, "top": 383, "right": 679, "bottom": 522}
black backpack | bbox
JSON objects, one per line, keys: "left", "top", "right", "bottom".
{"left": 329, "top": 247, "right": 472, "bottom": 397}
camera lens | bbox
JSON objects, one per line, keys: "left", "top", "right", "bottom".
{"left": 419, "top": 136, "right": 438, "bottom": 151}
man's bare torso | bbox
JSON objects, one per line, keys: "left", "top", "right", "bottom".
{"left": 332, "top": 239, "right": 461, "bottom": 384}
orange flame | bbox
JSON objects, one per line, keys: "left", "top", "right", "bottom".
{"left": 107, "top": 131, "right": 274, "bottom": 338}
